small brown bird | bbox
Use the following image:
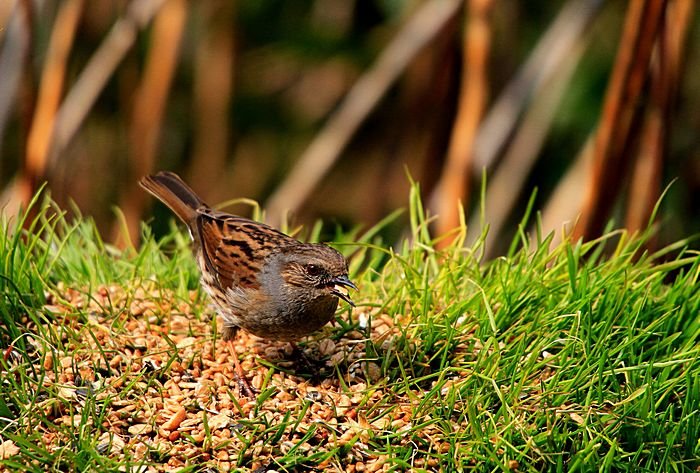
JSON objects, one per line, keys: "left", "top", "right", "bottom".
{"left": 140, "top": 172, "right": 356, "bottom": 394}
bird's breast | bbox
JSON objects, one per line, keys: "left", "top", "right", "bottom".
{"left": 225, "top": 289, "right": 338, "bottom": 341}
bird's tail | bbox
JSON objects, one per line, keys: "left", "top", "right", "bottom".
{"left": 139, "top": 171, "right": 206, "bottom": 225}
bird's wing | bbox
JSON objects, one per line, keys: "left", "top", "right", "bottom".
{"left": 195, "top": 209, "right": 295, "bottom": 290}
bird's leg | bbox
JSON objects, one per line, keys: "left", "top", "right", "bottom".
{"left": 227, "top": 340, "right": 255, "bottom": 398}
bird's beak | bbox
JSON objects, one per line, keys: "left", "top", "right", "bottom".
{"left": 330, "top": 275, "right": 357, "bottom": 307}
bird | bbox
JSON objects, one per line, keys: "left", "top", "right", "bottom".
{"left": 140, "top": 171, "right": 356, "bottom": 395}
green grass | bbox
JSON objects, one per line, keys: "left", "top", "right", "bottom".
{"left": 1, "top": 187, "right": 699, "bottom": 472}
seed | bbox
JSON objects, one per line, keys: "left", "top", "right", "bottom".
{"left": 318, "top": 339, "right": 336, "bottom": 356}
{"left": 162, "top": 407, "right": 187, "bottom": 431}
{"left": 127, "top": 424, "right": 152, "bottom": 435}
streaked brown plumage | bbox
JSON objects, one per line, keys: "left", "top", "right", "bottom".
{"left": 140, "top": 171, "right": 356, "bottom": 394}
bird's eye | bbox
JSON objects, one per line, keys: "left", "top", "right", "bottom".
{"left": 305, "top": 264, "right": 322, "bottom": 276}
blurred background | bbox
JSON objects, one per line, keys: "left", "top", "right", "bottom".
{"left": 0, "top": 0, "right": 698, "bottom": 256}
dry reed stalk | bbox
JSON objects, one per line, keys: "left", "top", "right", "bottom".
{"left": 47, "top": 0, "right": 167, "bottom": 170}
{"left": 0, "top": 1, "right": 32, "bottom": 216}
{"left": 573, "top": 0, "right": 667, "bottom": 241}
{"left": 475, "top": 31, "right": 588, "bottom": 257}
{"left": 0, "top": 0, "right": 31, "bottom": 155}
{"left": 625, "top": 0, "right": 693, "bottom": 233}
{"left": 24, "top": 0, "right": 84, "bottom": 193}
{"left": 114, "top": 0, "right": 187, "bottom": 248}
{"left": 434, "top": 0, "right": 493, "bottom": 247}
{"left": 471, "top": 0, "right": 603, "bottom": 173}
{"left": 186, "top": 1, "right": 235, "bottom": 202}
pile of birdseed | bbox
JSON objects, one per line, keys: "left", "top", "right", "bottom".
{"left": 3, "top": 282, "right": 441, "bottom": 472}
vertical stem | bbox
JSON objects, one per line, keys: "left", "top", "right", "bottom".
{"left": 434, "top": 0, "right": 492, "bottom": 247}
{"left": 114, "top": 0, "right": 187, "bottom": 248}
{"left": 573, "top": 0, "right": 666, "bottom": 241}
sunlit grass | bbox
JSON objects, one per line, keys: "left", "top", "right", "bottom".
{"left": 1, "top": 188, "right": 698, "bottom": 472}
